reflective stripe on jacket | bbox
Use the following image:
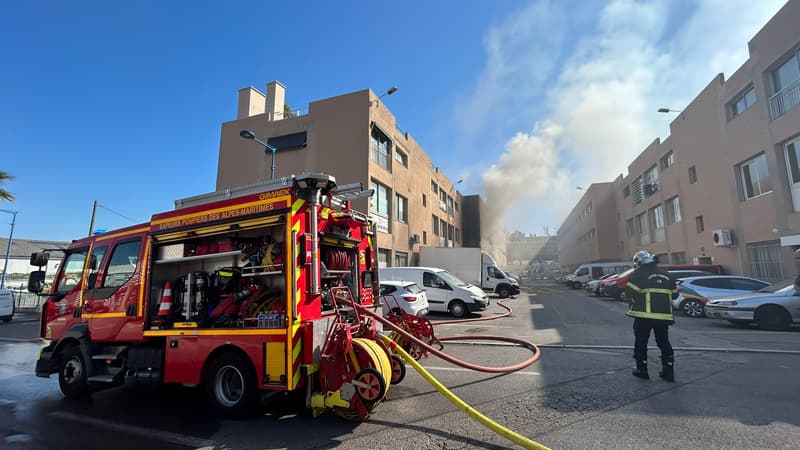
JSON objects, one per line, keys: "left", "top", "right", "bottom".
{"left": 624, "top": 264, "right": 677, "bottom": 321}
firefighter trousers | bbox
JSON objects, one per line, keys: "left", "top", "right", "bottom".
{"left": 633, "top": 318, "right": 673, "bottom": 364}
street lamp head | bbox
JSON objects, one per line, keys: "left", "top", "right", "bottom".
{"left": 386, "top": 86, "right": 398, "bottom": 96}
{"left": 239, "top": 129, "right": 256, "bottom": 140}
{"left": 657, "top": 108, "right": 670, "bottom": 113}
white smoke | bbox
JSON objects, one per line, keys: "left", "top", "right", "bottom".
{"left": 469, "top": 0, "right": 786, "bottom": 258}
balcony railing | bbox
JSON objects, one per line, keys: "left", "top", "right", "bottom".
{"left": 770, "top": 78, "right": 800, "bottom": 119}
{"left": 370, "top": 145, "right": 392, "bottom": 172}
{"left": 268, "top": 107, "right": 308, "bottom": 122}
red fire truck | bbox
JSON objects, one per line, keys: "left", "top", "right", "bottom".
{"left": 28, "top": 173, "right": 397, "bottom": 420}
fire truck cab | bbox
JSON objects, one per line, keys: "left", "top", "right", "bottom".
{"left": 29, "top": 173, "right": 389, "bottom": 418}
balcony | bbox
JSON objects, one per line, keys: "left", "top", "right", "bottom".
{"left": 770, "top": 78, "right": 800, "bottom": 120}
{"left": 370, "top": 145, "right": 392, "bottom": 172}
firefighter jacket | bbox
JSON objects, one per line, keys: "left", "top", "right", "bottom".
{"left": 624, "top": 264, "right": 677, "bottom": 321}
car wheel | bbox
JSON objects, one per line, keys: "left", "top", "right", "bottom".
{"left": 754, "top": 305, "right": 791, "bottom": 331}
{"left": 680, "top": 299, "right": 705, "bottom": 318}
{"left": 448, "top": 300, "right": 467, "bottom": 318}
{"left": 204, "top": 352, "right": 258, "bottom": 418}
{"left": 1, "top": 317, "right": 10, "bottom": 323}
{"left": 59, "top": 345, "right": 89, "bottom": 398}
{"left": 497, "top": 286, "right": 511, "bottom": 299}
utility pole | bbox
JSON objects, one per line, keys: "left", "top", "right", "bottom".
{"left": 1, "top": 209, "right": 18, "bottom": 289}
{"left": 88, "top": 200, "right": 98, "bottom": 236}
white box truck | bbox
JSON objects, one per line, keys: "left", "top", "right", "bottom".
{"left": 418, "top": 247, "right": 520, "bottom": 298}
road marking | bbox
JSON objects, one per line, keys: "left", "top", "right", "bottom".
{"left": 423, "top": 366, "right": 540, "bottom": 376}
{"left": 48, "top": 411, "right": 216, "bottom": 448}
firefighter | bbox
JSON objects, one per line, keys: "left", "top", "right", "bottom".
{"left": 624, "top": 250, "right": 678, "bottom": 381}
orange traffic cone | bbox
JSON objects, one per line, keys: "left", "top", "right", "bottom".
{"left": 157, "top": 281, "right": 173, "bottom": 318}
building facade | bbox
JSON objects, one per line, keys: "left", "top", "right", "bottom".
{"left": 216, "top": 82, "right": 463, "bottom": 267}
{"left": 557, "top": 182, "right": 621, "bottom": 269}
{"left": 560, "top": 0, "right": 800, "bottom": 281}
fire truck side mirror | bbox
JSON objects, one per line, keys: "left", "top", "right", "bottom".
{"left": 28, "top": 271, "right": 46, "bottom": 293}
{"left": 30, "top": 252, "right": 50, "bottom": 267}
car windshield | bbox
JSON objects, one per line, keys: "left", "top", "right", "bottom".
{"left": 756, "top": 278, "right": 794, "bottom": 293}
{"left": 404, "top": 283, "right": 423, "bottom": 294}
{"left": 437, "top": 270, "right": 468, "bottom": 287}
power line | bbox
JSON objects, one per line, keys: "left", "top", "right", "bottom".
{"left": 98, "top": 203, "right": 140, "bottom": 224}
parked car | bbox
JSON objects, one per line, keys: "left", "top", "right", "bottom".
{"left": 379, "top": 280, "right": 430, "bottom": 317}
{"left": 660, "top": 264, "right": 725, "bottom": 275}
{"left": 586, "top": 273, "right": 617, "bottom": 296}
{"left": 667, "top": 270, "right": 714, "bottom": 279}
{"left": 600, "top": 268, "right": 636, "bottom": 300}
{"left": 565, "top": 261, "right": 634, "bottom": 289}
{"left": 705, "top": 279, "right": 800, "bottom": 330}
{"left": 0, "top": 288, "right": 14, "bottom": 323}
{"left": 672, "top": 276, "right": 770, "bottom": 318}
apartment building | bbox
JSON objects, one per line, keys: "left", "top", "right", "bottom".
{"left": 216, "top": 81, "right": 463, "bottom": 267}
{"left": 560, "top": 0, "right": 800, "bottom": 281}
{"left": 557, "top": 182, "right": 620, "bottom": 269}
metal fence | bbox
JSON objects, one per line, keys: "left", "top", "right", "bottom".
{"left": 769, "top": 78, "right": 800, "bottom": 120}
{"left": 7, "top": 286, "right": 42, "bottom": 311}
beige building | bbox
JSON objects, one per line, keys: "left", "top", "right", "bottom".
{"left": 557, "top": 182, "right": 621, "bottom": 270}
{"left": 216, "top": 82, "right": 463, "bottom": 267}
{"left": 559, "top": 0, "right": 800, "bottom": 281}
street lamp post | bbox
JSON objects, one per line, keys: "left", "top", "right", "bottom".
{"left": 0, "top": 209, "right": 18, "bottom": 290}
{"left": 239, "top": 130, "right": 280, "bottom": 181}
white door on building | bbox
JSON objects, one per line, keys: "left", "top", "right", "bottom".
{"left": 785, "top": 138, "right": 800, "bottom": 212}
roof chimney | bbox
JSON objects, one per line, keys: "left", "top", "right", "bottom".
{"left": 237, "top": 87, "right": 265, "bottom": 119}
{"left": 265, "top": 81, "right": 286, "bottom": 122}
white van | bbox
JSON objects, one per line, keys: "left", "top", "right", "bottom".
{"left": 379, "top": 267, "right": 489, "bottom": 318}
{"left": 0, "top": 288, "right": 14, "bottom": 323}
{"left": 565, "top": 262, "right": 633, "bottom": 289}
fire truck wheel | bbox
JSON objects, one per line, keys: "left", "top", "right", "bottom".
{"left": 448, "top": 300, "right": 467, "bottom": 318}
{"left": 204, "top": 352, "right": 258, "bottom": 418}
{"left": 354, "top": 368, "right": 386, "bottom": 403}
{"left": 59, "top": 345, "right": 89, "bottom": 398}
{"left": 390, "top": 355, "right": 406, "bottom": 385}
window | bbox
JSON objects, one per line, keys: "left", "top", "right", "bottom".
{"left": 377, "top": 248, "right": 390, "bottom": 268}
{"left": 636, "top": 212, "right": 648, "bottom": 243}
{"left": 623, "top": 185, "right": 630, "bottom": 198}
{"left": 422, "top": 193, "right": 427, "bottom": 207}
{"left": 432, "top": 215, "right": 439, "bottom": 235}
{"left": 394, "top": 252, "right": 408, "bottom": 267}
{"left": 423, "top": 231, "right": 427, "bottom": 245}
{"left": 666, "top": 196, "right": 682, "bottom": 225}
{"left": 770, "top": 50, "right": 800, "bottom": 118}
{"left": 87, "top": 246, "right": 107, "bottom": 288}
{"left": 267, "top": 131, "right": 307, "bottom": 151}
{"left": 660, "top": 151, "right": 674, "bottom": 170}
{"left": 644, "top": 165, "right": 659, "bottom": 196}
{"left": 439, "top": 189, "right": 447, "bottom": 212}
{"left": 695, "top": 215, "right": 704, "bottom": 233}
{"left": 57, "top": 249, "right": 88, "bottom": 293}
{"left": 455, "top": 228, "right": 460, "bottom": 243}
{"left": 632, "top": 177, "right": 643, "bottom": 204}
{"left": 655, "top": 253, "right": 669, "bottom": 264}
{"left": 103, "top": 240, "right": 141, "bottom": 288}
{"left": 786, "top": 138, "right": 800, "bottom": 187}
{"left": 370, "top": 181, "right": 390, "bottom": 216}
{"left": 440, "top": 218, "right": 447, "bottom": 238}
{"left": 423, "top": 271, "right": 447, "bottom": 289}
{"left": 431, "top": 181, "right": 438, "bottom": 193}
{"left": 370, "top": 180, "right": 390, "bottom": 233}
{"left": 379, "top": 285, "right": 397, "bottom": 296}
{"left": 730, "top": 87, "right": 756, "bottom": 118}
{"left": 670, "top": 252, "right": 687, "bottom": 264}
{"left": 728, "top": 278, "right": 769, "bottom": 291}
{"left": 747, "top": 241, "right": 785, "bottom": 282}
{"left": 626, "top": 218, "right": 635, "bottom": 237}
{"left": 370, "top": 126, "right": 392, "bottom": 172}
{"left": 688, "top": 165, "right": 697, "bottom": 184}
{"left": 649, "top": 205, "right": 665, "bottom": 242}
{"left": 455, "top": 202, "right": 459, "bottom": 212}
{"left": 693, "top": 278, "right": 728, "bottom": 289}
{"left": 740, "top": 153, "right": 771, "bottom": 199}
{"left": 394, "top": 148, "right": 408, "bottom": 167}
{"left": 395, "top": 194, "right": 408, "bottom": 223}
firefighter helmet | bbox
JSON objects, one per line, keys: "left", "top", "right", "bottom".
{"left": 632, "top": 250, "right": 656, "bottom": 268}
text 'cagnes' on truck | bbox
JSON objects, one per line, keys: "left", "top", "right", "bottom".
{"left": 27, "top": 173, "right": 403, "bottom": 421}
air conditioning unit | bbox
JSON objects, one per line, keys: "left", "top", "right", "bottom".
{"left": 712, "top": 228, "right": 734, "bottom": 247}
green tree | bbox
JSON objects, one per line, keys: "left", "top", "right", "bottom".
{"left": 0, "top": 171, "right": 14, "bottom": 202}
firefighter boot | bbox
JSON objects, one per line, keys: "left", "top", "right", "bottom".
{"left": 659, "top": 357, "right": 674, "bottom": 382}
{"left": 632, "top": 360, "right": 649, "bottom": 380}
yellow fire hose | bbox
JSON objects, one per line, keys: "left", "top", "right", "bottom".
{"left": 380, "top": 335, "right": 551, "bottom": 450}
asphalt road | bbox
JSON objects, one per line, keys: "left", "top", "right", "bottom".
{"left": 1, "top": 284, "right": 799, "bottom": 449}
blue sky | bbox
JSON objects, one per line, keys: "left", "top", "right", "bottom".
{"left": 0, "top": 0, "right": 788, "bottom": 244}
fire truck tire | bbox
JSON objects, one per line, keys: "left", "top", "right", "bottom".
{"left": 204, "top": 352, "right": 258, "bottom": 418}
{"left": 390, "top": 355, "right": 406, "bottom": 385}
{"left": 58, "top": 345, "right": 89, "bottom": 398}
{"left": 448, "top": 300, "right": 467, "bottom": 318}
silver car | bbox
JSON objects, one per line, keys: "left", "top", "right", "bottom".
{"left": 705, "top": 279, "right": 800, "bottom": 330}
{"left": 671, "top": 275, "right": 770, "bottom": 317}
